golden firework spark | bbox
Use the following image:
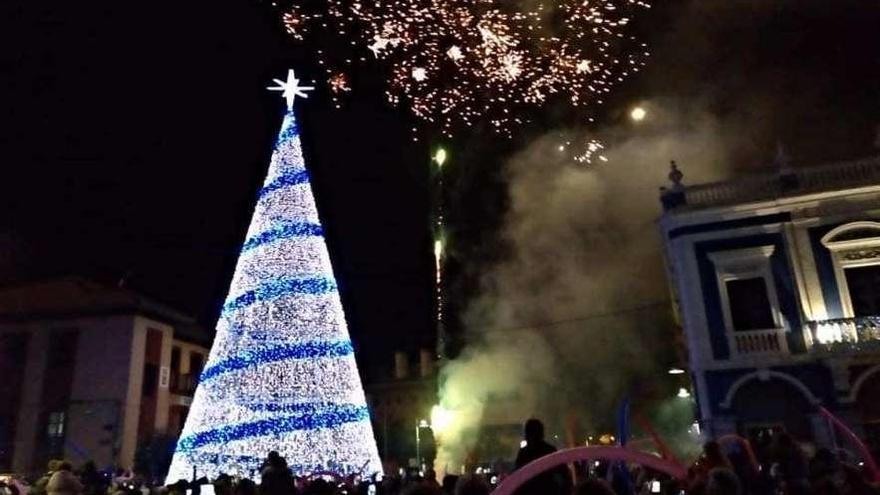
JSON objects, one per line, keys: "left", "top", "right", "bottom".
{"left": 280, "top": 0, "right": 650, "bottom": 143}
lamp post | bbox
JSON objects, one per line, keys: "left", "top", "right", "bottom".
{"left": 416, "top": 419, "right": 429, "bottom": 468}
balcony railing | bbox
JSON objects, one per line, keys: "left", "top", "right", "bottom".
{"left": 170, "top": 373, "right": 199, "bottom": 396}
{"left": 662, "top": 155, "right": 880, "bottom": 211}
{"left": 731, "top": 328, "right": 789, "bottom": 356}
{"left": 805, "top": 316, "right": 880, "bottom": 352}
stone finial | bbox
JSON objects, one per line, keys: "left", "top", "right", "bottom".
{"left": 660, "top": 160, "right": 687, "bottom": 210}
{"left": 774, "top": 142, "right": 799, "bottom": 192}
{"left": 668, "top": 160, "right": 684, "bottom": 189}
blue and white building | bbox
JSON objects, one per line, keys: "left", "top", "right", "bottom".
{"left": 659, "top": 156, "right": 880, "bottom": 451}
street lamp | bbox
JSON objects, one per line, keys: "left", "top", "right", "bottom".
{"left": 433, "top": 147, "right": 447, "bottom": 168}
{"left": 630, "top": 106, "right": 646, "bottom": 122}
{"left": 416, "top": 419, "right": 430, "bottom": 467}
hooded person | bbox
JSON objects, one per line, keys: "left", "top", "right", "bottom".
{"left": 513, "top": 419, "right": 572, "bottom": 495}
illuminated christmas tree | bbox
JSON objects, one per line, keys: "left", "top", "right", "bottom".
{"left": 166, "top": 70, "right": 382, "bottom": 481}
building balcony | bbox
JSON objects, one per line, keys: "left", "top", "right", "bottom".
{"left": 805, "top": 316, "right": 880, "bottom": 353}
{"left": 730, "top": 328, "right": 789, "bottom": 356}
{"left": 170, "top": 373, "right": 199, "bottom": 396}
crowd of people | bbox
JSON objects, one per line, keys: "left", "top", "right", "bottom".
{"left": 2, "top": 419, "right": 878, "bottom": 495}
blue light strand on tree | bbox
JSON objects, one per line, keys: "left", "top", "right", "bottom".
{"left": 240, "top": 221, "right": 324, "bottom": 252}
{"left": 198, "top": 340, "right": 355, "bottom": 382}
{"left": 165, "top": 107, "right": 382, "bottom": 482}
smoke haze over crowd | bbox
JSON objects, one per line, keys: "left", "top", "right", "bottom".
{"left": 434, "top": 0, "right": 880, "bottom": 470}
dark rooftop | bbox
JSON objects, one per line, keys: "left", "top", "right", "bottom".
{"left": 0, "top": 276, "right": 211, "bottom": 343}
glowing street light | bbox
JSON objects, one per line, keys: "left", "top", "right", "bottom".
{"left": 677, "top": 387, "right": 691, "bottom": 399}
{"left": 431, "top": 405, "right": 453, "bottom": 434}
{"left": 416, "top": 418, "right": 431, "bottom": 467}
{"left": 668, "top": 368, "right": 686, "bottom": 375}
{"left": 630, "top": 106, "right": 646, "bottom": 122}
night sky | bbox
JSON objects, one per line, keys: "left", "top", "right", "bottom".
{"left": 3, "top": 0, "right": 879, "bottom": 376}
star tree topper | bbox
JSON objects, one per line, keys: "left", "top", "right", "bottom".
{"left": 268, "top": 69, "right": 315, "bottom": 110}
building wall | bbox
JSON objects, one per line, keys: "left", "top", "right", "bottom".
{"left": 11, "top": 323, "right": 49, "bottom": 474}
{"left": 3, "top": 316, "right": 138, "bottom": 473}
{"left": 0, "top": 332, "right": 29, "bottom": 470}
{"left": 66, "top": 316, "right": 137, "bottom": 470}
{"left": 0, "top": 314, "right": 206, "bottom": 474}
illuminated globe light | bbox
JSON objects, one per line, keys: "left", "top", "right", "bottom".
{"left": 630, "top": 106, "right": 647, "bottom": 122}
{"left": 433, "top": 147, "right": 447, "bottom": 167}
{"left": 165, "top": 87, "right": 381, "bottom": 482}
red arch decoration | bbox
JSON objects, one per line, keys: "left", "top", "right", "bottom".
{"left": 492, "top": 446, "right": 689, "bottom": 495}
{"left": 819, "top": 407, "right": 880, "bottom": 482}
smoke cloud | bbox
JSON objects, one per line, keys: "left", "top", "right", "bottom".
{"left": 433, "top": 0, "right": 880, "bottom": 473}
{"left": 434, "top": 102, "right": 736, "bottom": 471}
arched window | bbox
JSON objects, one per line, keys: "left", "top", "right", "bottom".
{"left": 821, "top": 221, "right": 880, "bottom": 318}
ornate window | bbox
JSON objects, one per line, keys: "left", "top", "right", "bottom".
{"left": 709, "top": 246, "right": 789, "bottom": 356}
{"left": 821, "top": 221, "right": 880, "bottom": 318}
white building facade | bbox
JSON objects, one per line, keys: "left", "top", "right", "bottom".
{"left": 659, "top": 157, "right": 880, "bottom": 454}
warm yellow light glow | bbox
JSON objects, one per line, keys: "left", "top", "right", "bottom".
{"left": 431, "top": 405, "right": 453, "bottom": 435}
{"left": 434, "top": 239, "right": 443, "bottom": 259}
{"left": 434, "top": 147, "right": 448, "bottom": 167}
{"left": 630, "top": 106, "right": 646, "bottom": 121}
{"left": 814, "top": 322, "right": 842, "bottom": 344}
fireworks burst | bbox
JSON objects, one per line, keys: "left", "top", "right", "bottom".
{"left": 281, "top": 0, "right": 649, "bottom": 144}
